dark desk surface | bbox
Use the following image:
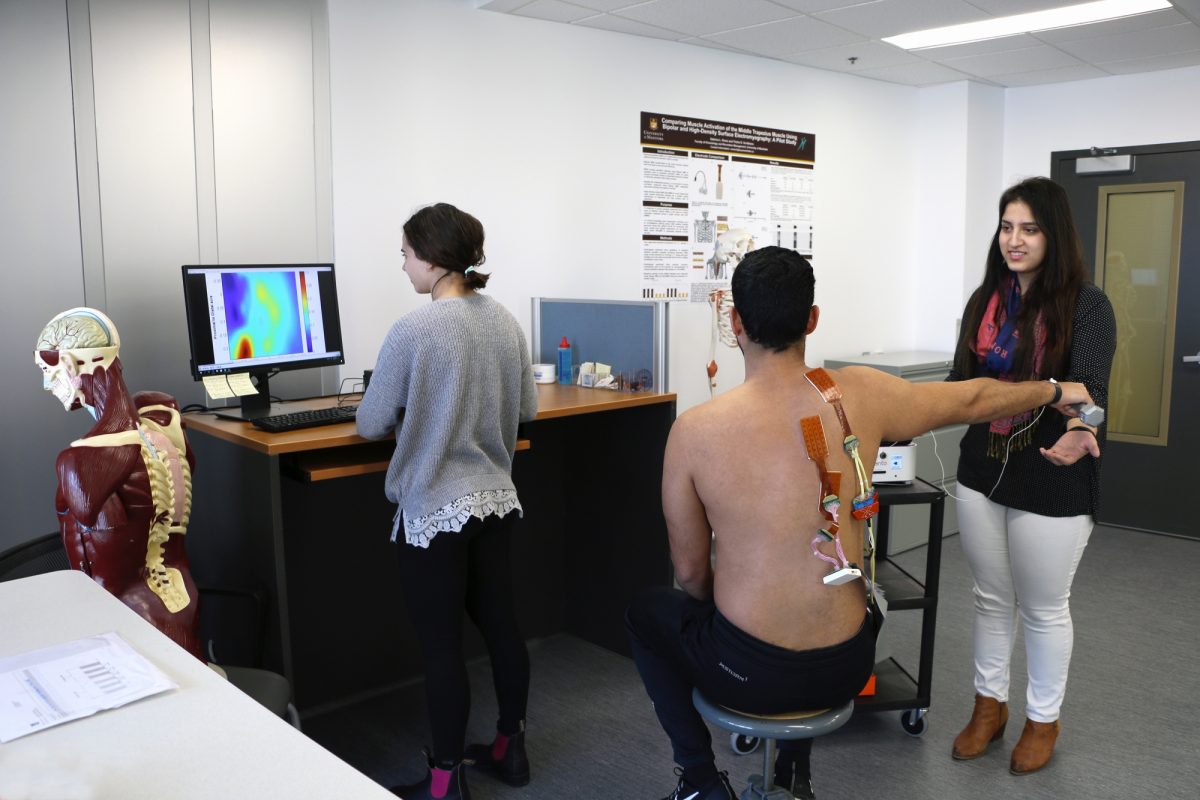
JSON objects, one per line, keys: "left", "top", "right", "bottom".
{"left": 183, "top": 385, "right": 677, "bottom": 456}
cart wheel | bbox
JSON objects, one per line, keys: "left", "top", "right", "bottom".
{"left": 900, "top": 708, "right": 928, "bottom": 737}
{"left": 730, "top": 733, "right": 760, "bottom": 755}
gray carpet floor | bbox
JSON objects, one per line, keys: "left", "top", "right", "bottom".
{"left": 303, "top": 525, "right": 1200, "bottom": 799}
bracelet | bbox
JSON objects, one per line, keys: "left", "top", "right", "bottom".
{"left": 1048, "top": 379, "right": 1062, "bottom": 405}
{"left": 1069, "top": 426, "right": 1097, "bottom": 438}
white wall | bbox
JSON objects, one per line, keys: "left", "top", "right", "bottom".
{"left": 329, "top": 0, "right": 932, "bottom": 412}
{"left": 1004, "top": 65, "right": 1200, "bottom": 183}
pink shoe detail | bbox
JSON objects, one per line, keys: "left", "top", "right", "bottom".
{"left": 491, "top": 733, "right": 511, "bottom": 761}
{"left": 429, "top": 767, "right": 451, "bottom": 798}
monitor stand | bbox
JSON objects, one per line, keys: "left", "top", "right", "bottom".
{"left": 213, "top": 373, "right": 275, "bottom": 421}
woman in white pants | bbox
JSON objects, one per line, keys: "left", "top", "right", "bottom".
{"left": 946, "top": 177, "right": 1115, "bottom": 775}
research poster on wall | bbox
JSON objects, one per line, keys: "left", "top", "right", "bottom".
{"left": 639, "top": 111, "right": 815, "bottom": 302}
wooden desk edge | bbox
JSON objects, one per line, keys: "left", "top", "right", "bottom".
{"left": 300, "top": 439, "right": 531, "bottom": 482}
{"left": 184, "top": 389, "right": 676, "bottom": 456}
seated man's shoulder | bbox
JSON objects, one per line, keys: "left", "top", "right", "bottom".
{"left": 674, "top": 387, "right": 744, "bottom": 429}
{"left": 821, "top": 365, "right": 895, "bottom": 405}
{"left": 822, "top": 364, "right": 878, "bottom": 388}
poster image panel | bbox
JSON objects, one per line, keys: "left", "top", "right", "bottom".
{"left": 639, "top": 112, "right": 815, "bottom": 303}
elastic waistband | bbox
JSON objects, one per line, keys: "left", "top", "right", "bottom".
{"left": 711, "top": 608, "right": 871, "bottom": 667}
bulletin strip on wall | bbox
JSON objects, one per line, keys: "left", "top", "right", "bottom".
{"left": 639, "top": 111, "right": 815, "bottom": 303}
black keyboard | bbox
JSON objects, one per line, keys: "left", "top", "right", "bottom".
{"left": 250, "top": 405, "right": 358, "bottom": 433}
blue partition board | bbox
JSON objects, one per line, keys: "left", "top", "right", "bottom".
{"left": 532, "top": 299, "right": 664, "bottom": 390}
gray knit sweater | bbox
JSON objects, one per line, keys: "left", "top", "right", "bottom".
{"left": 356, "top": 293, "right": 537, "bottom": 525}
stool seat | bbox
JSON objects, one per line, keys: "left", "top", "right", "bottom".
{"left": 692, "top": 690, "right": 854, "bottom": 740}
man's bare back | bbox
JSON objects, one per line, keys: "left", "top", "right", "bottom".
{"left": 668, "top": 360, "right": 876, "bottom": 651}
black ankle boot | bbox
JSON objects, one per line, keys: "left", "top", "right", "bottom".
{"left": 390, "top": 751, "right": 471, "bottom": 800}
{"left": 775, "top": 743, "right": 815, "bottom": 800}
{"left": 773, "top": 768, "right": 815, "bottom": 800}
{"left": 464, "top": 721, "right": 530, "bottom": 787}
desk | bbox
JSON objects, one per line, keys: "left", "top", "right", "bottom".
{"left": 0, "top": 571, "right": 392, "bottom": 799}
{"left": 183, "top": 386, "right": 677, "bottom": 712}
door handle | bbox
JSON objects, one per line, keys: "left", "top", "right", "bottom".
{"left": 1184, "top": 351, "right": 1200, "bottom": 364}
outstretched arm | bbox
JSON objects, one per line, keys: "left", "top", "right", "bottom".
{"left": 843, "top": 366, "right": 1093, "bottom": 443}
{"left": 661, "top": 415, "right": 714, "bottom": 601}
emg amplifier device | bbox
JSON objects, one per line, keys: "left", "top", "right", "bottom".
{"left": 1074, "top": 403, "right": 1106, "bottom": 427}
{"left": 874, "top": 441, "right": 917, "bottom": 484}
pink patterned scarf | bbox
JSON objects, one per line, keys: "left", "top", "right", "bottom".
{"left": 974, "top": 277, "right": 1047, "bottom": 456}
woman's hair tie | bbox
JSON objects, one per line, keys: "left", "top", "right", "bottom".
{"left": 464, "top": 265, "right": 477, "bottom": 275}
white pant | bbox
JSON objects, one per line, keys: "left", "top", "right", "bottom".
{"left": 956, "top": 484, "right": 1093, "bottom": 722}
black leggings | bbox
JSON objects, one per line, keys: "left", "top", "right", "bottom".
{"left": 395, "top": 511, "right": 529, "bottom": 765}
{"left": 626, "top": 586, "right": 874, "bottom": 773}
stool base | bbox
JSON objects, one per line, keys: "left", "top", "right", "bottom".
{"left": 742, "top": 774, "right": 796, "bottom": 800}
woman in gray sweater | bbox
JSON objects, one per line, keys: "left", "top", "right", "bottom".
{"left": 357, "top": 203, "right": 538, "bottom": 800}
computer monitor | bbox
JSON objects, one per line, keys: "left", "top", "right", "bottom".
{"left": 181, "top": 263, "right": 345, "bottom": 419}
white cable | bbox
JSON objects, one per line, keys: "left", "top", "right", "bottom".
{"left": 929, "top": 406, "right": 1045, "bottom": 503}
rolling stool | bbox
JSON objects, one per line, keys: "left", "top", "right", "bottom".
{"left": 692, "top": 689, "right": 854, "bottom": 800}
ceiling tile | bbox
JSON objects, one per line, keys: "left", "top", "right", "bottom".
{"left": 942, "top": 43, "right": 1081, "bottom": 77}
{"left": 708, "top": 15, "right": 865, "bottom": 56}
{"left": 573, "top": 13, "right": 684, "bottom": 40}
{"left": 478, "top": 0, "right": 533, "bottom": 12}
{"left": 768, "top": 0, "right": 874, "bottom": 12}
{"left": 568, "top": 0, "right": 650, "bottom": 11}
{"left": 814, "top": 0, "right": 991, "bottom": 39}
{"left": 512, "top": 0, "right": 598, "bottom": 23}
{"left": 477, "top": 0, "right": 1200, "bottom": 87}
{"left": 1054, "top": 21, "right": 1200, "bottom": 61}
{"left": 992, "top": 63, "right": 1111, "bottom": 87}
{"left": 962, "top": 0, "right": 1073, "bottom": 13}
{"left": 1172, "top": 0, "right": 1200, "bottom": 23}
{"left": 780, "top": 40, "right": 921, "bottom": 71}
{"left": 1099, "top": 48, "right": 1200, "bottom": 72}
{"left": 1032, "top": 9, "right": 1185, "bottom": 43}
{"left": 853, "top": 59, "right": 977, "bottom": 85}
{"left": 612, "top": 0, "right": 797, "bottom": 37}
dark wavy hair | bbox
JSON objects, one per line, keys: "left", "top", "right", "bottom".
{"left": 402, "top": 203, "right": 489, "bottom": 289}
{"left": 953, "top": 177, "right": 1086, "bottom": 380}
{"left": 731, "top": 246, "right": 815, "bottom": 352}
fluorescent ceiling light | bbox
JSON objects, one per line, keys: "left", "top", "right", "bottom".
{"left": 882, "top": 0, "right": 1171, "bottom": 50}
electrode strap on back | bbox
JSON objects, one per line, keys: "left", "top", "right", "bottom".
{"left": 803, "top": 368, "right": 879, "bottom": 593}
{"left": 800, "top": 414, "right": 854, "bottom": 579}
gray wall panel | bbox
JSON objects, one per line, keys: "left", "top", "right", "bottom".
{"left": 211, "top": 0, "right": 320, "bottom": 263}
{"left": 90, "top": 0, "right": 201, "bottom": 405}
{"left": 0, "top": 1, "right": 87, "bottom": 552}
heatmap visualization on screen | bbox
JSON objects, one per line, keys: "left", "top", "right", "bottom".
{"left": 181, "top": 264, "right": 344, "bottom": 379}
{"left": 221, "top": 271, "right": 305, "bottom": 360}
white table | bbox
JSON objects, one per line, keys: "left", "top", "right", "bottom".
{"left": 0, "top": 570, "right": 395, "bottom": 799}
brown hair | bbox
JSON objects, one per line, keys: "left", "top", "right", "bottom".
{"left": 954, "top": 177, "right": 1086, "bottom": 380}
{"left": 402, "top": 203, "right": 489, "bottom": 289}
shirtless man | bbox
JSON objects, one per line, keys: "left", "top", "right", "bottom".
{"left": 626, "top": 247, "right": 1093, "bottom": 800}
